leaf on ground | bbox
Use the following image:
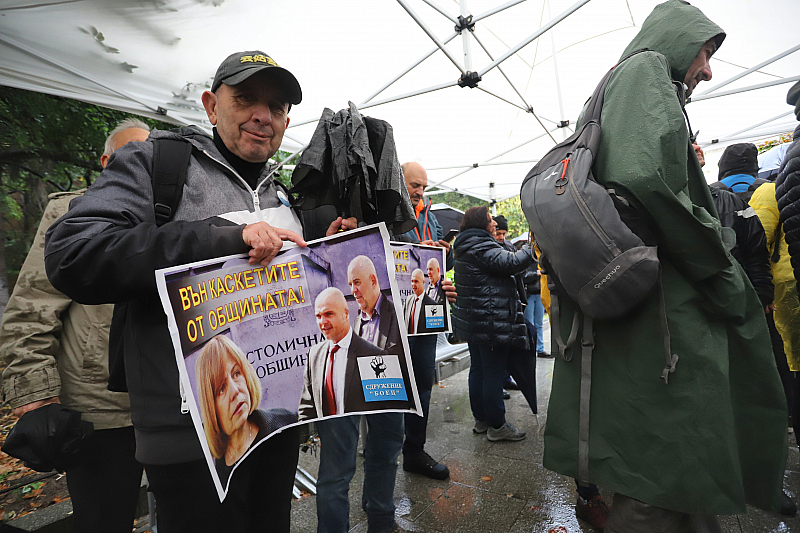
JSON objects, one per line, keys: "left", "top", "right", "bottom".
{"left": 480, "top": 475, "right": 492, "bottom": 481}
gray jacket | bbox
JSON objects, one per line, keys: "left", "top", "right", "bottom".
{"left": 44, "top": 126, "right": 303, "bottom": 464}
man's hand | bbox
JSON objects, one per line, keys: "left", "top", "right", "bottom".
{"left": 766, "top": 303, "right": 776, "bottom": 314}
{"left": 693, "top": 143, "right": 705, "bottom": 167}
{"left": 442, "top": 279, "right": 456, "bottom": 304}
{"left": 421, "top": 239, "right": 452, "bottom": 254}
{"left": 12, "top": 397, "right": 60, "bottom": 418}
{"left": 242, "top": 222, "right": 306, "bottom": 266}
{"left": 325, "top": 217, "right": 358, "bottom": 237}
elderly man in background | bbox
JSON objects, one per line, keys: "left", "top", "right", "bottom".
{"left": 1, "top": 118, "right": 150, "bottom": 533}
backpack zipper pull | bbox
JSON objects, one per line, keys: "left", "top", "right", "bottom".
{"left": 555, "top": 156, "right": 570, "bottom": 195}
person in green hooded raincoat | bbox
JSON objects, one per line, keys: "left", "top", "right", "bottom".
{"left": 543, "top": 0, "right": 787, "bottom": 528}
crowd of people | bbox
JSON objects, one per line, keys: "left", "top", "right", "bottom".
{"left": 1, "top": 0, "right": 799, "bottom": 532}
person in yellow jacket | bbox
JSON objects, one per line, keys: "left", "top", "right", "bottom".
{"left": 750, "top": 181, "right": 800, "bottom": 438}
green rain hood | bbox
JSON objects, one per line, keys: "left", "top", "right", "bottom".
{"left": 542, "top": 0, "right": 786, "bottom": 515}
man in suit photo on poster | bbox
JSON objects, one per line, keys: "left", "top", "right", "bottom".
{"left": 348, "top": 255, "right": 401, "bottom": 352}
{"left": 426, "top": 257, "right": 445, "bottom": 305}
{"left": 195, "top": 335, "right": 297, "bottom": 486}
{"left": 404, "top": 269, "right": 437, "bottom": 335}
{"left": 299, "top": 287, "right": 404, "bottom": 420}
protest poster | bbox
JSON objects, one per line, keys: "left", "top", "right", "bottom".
{"left": 390, "top": 242, "right": 451, "bottom": 336}
{"left": 155, "top": 224, "right": 419, "bottom": 501}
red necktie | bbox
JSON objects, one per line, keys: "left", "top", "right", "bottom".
{"left": 408, "top": 297, "right": 418, "bottom": 334}
{"left": 323, "top": 344, "right": 340, "bottom": 416}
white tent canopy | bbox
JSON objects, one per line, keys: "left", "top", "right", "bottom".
{"left": 1, "top": 0, "right": 797, "bottom": 201}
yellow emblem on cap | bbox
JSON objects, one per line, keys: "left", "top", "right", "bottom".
{"left": 240, "top": 54, "right": 279, "bottom": 67}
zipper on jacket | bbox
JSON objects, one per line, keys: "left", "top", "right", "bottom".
{"left": 202, "top": 149, "right": 270, "bottom": 221}
{"left": 179, "top": 379, "right": 189, "bottom": 414}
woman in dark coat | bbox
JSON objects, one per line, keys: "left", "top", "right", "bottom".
{"left": 452, "top": 206, "right": 533, "bottom": 442}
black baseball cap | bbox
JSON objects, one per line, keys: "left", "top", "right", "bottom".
{"left": 211, "top": 51, "right": 302, "bottom": 105}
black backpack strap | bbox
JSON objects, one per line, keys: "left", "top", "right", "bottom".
{"left": 749, "top": 178, "right": 767, "bottom": 192}
{"left": 152, "top": 138, "right": 192, "bottom": 226}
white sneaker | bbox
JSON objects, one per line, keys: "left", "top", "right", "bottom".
{"left": 487, "top": 422, "right": 526, "bottom": 442}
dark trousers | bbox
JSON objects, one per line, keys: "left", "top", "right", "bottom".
{"left": 403, "top": 334, "right": 438, "bottom": 456}
{"left": 145, "top": 425, "right": 300, "bottom": 533}
{"left": 468, "top": 342, "right": 510, "bottom": 428}
{"left": 66, "top": 426, "right": 143, "bottom": 533}
{"left": 768, "top": 313, "right": 800, "bottom": 446}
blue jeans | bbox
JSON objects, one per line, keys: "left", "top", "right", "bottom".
{"left": 404, "top": 335, "right": 437, "bottom": 456}
{"left": 525, "top": 294, "right": 545, "bottom": 353}
{"left": 467, "top": 342, "right": 510, "bottom": 429}
{"left": 316, "top": 413, "right": 404, "bottom": 533}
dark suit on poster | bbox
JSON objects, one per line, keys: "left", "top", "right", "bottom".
{"left": 403, "top": 293, "right": 437, "bottom": 334}
{"left": 298, "top": 333, "right": 413, "bottom": 420}
{"left": 353, "top": 294, "right": 402, "bottom": 352}
{"left": 426, "top": 280, "right": 446, "bottom": 305}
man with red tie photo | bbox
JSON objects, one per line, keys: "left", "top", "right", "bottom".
{"left": 298, "top": 287, "right": 388, "bottom": 420}
{"left": 404, "top": 269, "right": 437, "bottom": 335}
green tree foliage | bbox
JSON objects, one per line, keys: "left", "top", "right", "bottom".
{"left": 0, "top": 87, "right": 170, "bottom": 302}
{"left": 496, "top": 195, "right": 528, "bottom": 239}
{"left": 430, "top": 191, "right": 488, "bottom": 212}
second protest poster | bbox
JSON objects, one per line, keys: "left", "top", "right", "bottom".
{"left": 156, "top": 224, "right": 419, "bottom": 501}
{"left": 390, "top": 242, "right": 451, "bottom": 336}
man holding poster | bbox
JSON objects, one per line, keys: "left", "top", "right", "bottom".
{"left": 44, "top": 50, "right": 353, "bottom": 532}
{"left": 394, "top": 161, "right": 451, "bottom": 481}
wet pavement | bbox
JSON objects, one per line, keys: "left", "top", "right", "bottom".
{"left": 291, "top": 321, "right": 800, "bottom": 533}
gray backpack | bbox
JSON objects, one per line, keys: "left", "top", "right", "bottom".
{"left": 520, "top": 53, "right": 678, "bottom": 484}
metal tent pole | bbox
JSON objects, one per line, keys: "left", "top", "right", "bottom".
{"left": 472, "top": 0, "right": 529, "bottom": 24}
{"left": 690, "top": 75, "right": 800, "bottom": 102}
{"left": 460, "top": 0, "right": 474, "bottom": 73}
{"left": 429, "top": 126, "right": 559, "bottom": 189}
{"left": 490, "top": 182, "right": 497, "bottom": 215}
{"left": 477, "top": 0, "right": 592, "bottom": 79}
{"left": 359, "top": 32, "right": 460, "bottom": 106}
{"left": 396, "top": 0, "right": 466, "bottom": 74}
{"left": 422, "top": 0, "right": 458, "bottom": 23}
{"left": 695, "top": 43, "right": 800, "bottom": 97}
{"left": 546, "top": 0, "right": 568, "bottom": 140}
{"left": 426, "top": 159, "right": 540, "bottom": 170}
{"left": 699, "top": 111, "right": 794, "bottom": 147}
{"left": 471, "top": 31, "right": 557, "bottom": 143}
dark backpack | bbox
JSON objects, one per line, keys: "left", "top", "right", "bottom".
{"left": 519, "top": 53, "right": 680, "bottom": 485}
{"left": 709, "top": 177, "right": 766, "bottom": 204}
{"left": 106, "top": 138, "right": 193, "bottom": 392}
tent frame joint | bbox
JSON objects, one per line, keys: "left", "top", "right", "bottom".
{"left": 454, "top": 14, "right": 475, "bottom": 33}
{"left": 458, "top": 71, "right": 482, "bottom": 88}
{"left": 558, "top": 120, "right": 570, "bottom": 128}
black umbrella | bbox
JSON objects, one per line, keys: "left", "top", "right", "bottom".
{"left": 291, "top": 101, "right": 416, "bottom": 236}
{"left": 2, "top": 404, "right": 93, "bottom": 473}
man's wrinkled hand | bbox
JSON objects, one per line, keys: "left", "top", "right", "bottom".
{"left": 442, "top": 279, "right": 457, "bottom": 304}
{"left": 242, "top": 222, "right": 306, "bottom": 266}
{"left": 325, "top": 217, "right": 358, "bottom": 237}
{"left": 12, "top": 397, "right": 60, "bottom": 418}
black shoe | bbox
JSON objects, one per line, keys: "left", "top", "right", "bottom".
{"left": 403, "top": 451, "right": 450, "bottom": 480}
{"left": 537, "top": 351, "right": 553, "bottom": 358}
{"left": 503, "top": 389, "right": 511, "bottom": 400}
{"left": 504, "top": 378, "right": 520, "bottom": 390}
{"left": 781, "top": 491, "right": 797, "bottom": 516}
